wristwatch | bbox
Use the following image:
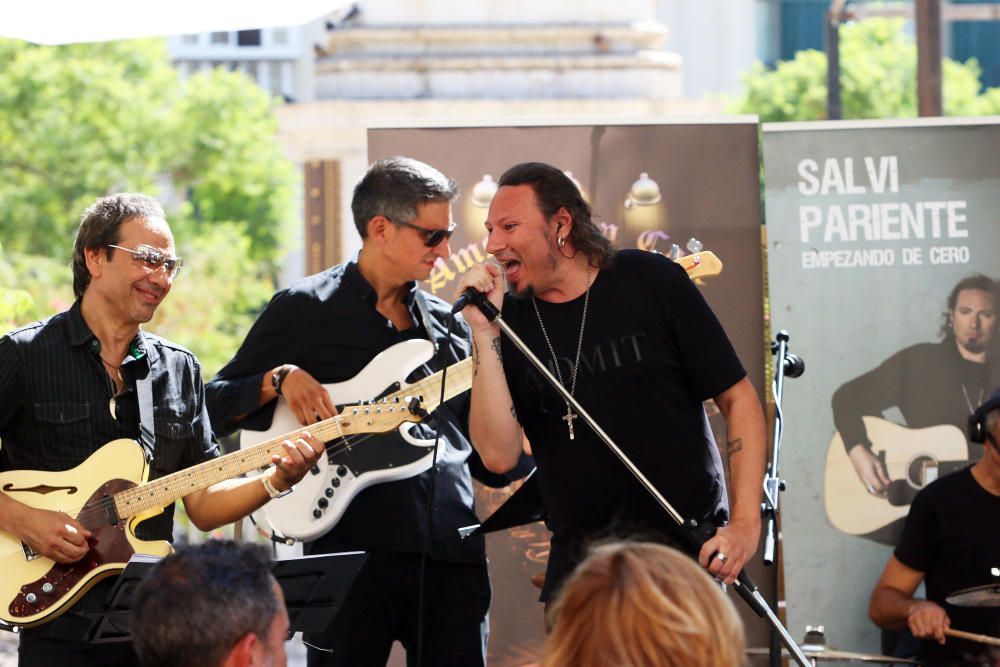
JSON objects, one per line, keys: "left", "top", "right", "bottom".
{"left": 261, "top": 472, "right": 294, "bottom": 499}
{"left": 271, "top": 365, "right": 293, "bottom": 396}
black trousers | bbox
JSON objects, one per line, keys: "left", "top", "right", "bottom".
{"left": 305, "top": 551, "right": 490, "bottom": 667}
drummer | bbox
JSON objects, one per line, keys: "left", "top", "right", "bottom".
{"left": 869, "top": 387, "right": 1000, "bottom": 666}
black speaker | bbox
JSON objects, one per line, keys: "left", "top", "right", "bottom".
{"left": 968, "top": 389, "right": 1000, "bottom": 444}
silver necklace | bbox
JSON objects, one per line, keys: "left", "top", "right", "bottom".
{"left": 961, "top": 384, "right": 984, "bottom": 415}
{"left": 531, "top": 264, "right": 592, "bottom": 440}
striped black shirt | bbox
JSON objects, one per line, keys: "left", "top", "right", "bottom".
{"left": 0, "top": 300, "right": 219, "bottom": 541}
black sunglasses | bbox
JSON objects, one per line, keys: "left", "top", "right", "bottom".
{"left": 394, "top": 220, "right": 457, "bottom": 247}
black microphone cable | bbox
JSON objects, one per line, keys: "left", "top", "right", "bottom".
{"left": 413, "top": 302, "right": 457, "bottom": 667}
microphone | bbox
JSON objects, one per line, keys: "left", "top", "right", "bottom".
{"left": 782, "top": 354, "right": 805, "bottom": 378}
{"left": 450, "top": 287, "right": 500, "bottom": 322}
{"left": 451, "top": 287, "right": 482, "bottom": 314}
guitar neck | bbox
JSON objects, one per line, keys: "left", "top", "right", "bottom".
{"left": 112, "top": 356, "right": 476, "bottom": 520}
{"left": 405, "top": 356, "right": 474, "bottom": 413}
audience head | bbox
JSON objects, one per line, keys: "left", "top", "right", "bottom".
{"left": 131, "top": 540, "right": 288, "bottom": 667}
{"left": 541, "top": 541, "right": 745, "bottom": 667}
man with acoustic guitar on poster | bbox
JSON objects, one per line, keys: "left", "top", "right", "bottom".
{"left": 0, "top": 194, "right": 323, "bottom": 666}
{"left": 829, "top": 274, "right": 1000, "bottom": 543}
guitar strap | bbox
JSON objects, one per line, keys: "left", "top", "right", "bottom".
{"left": 134, "top": 359, "right": 156, "bottom": 464}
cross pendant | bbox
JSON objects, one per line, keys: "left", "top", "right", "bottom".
{"left": 562, "top": 408, "right": 578, "bottom": 440}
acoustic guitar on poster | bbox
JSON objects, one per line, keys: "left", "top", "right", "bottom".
{"left": 824, "top": 416, "right": 971, "bottom": 536}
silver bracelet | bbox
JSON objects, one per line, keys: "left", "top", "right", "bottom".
{"left": 261, "top": 472, "right": 294, "bottom": 499}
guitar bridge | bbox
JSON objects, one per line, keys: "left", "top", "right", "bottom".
{"left": 20, "top": 542, "right": 39, "bottom": 561}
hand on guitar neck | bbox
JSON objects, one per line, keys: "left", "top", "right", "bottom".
{"left": 0, "top": 493, "right": 91, "bottom": 564}
{"left": 847, "top": 444, "right": 892, "bottom": 496}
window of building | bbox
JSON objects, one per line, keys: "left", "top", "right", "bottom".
{"left": 237, "top": 29, "right": 262, "bottom": 47}
{"left": 210, "top": 32, "right": 229, "bottom": 45}
{"left": 777, "top": 0, "right": 826, "bottom": 63}
{"left": 272, "top": 28, "right": 289, "bottom": 46}
{"left": 181, "top": 34, "right": 199, "bottom": 45}
{"left": 950, "top": 0, "right": 1000, "bottom": 89}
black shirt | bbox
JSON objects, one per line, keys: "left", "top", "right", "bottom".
{"left": 895, "top": 468, "right": 1000, "bottom": 666}
{"left": 499, "top": 250, "right": 746, "bottom": 599}
{"left": 0, "top": 300, "right": 220, "bottom": 542}
{"left": 832, "top": 340, "right": 999, "bottom": 459}
{"left": 205, "top": 259, "right": 487, "bottom": 562}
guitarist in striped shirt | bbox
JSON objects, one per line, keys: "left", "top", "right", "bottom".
{"left": 0, "top": 194, "right": 322, "bottom": 666}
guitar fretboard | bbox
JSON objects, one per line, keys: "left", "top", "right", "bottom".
{"left": 112, "top": 356, "right": 474, "bottom": 519}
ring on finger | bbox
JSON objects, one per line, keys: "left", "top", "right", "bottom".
{"left": 714, "top": 552, "right": 727, "bottom": 563}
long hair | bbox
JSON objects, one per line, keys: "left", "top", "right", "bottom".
{"left": 497, "top": 162, "right": 615, "bottom": 268}
{"left": 939, "top": 273, "right": 999, "bottom": 339}
{"left": 71, "top": 193, "right": 165, "bottom": 299}
{"left": 541, "top": 542, "right": 745, "bottom": 667}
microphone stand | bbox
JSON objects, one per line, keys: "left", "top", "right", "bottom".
{"left": 468, "top": 297, "right": 813, "bottom": 667}
{"left": 763, "top": 330, "right": 803, "bottom": 667}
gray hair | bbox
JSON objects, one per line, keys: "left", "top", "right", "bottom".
{"left": 71, "top": 193, "right": 166, "bottom": 299}
{"left": 351, "top": 156, "right": 458, "bottom": 238}
{"left": 131, "top": 540, "right": 278, "bottom": 667}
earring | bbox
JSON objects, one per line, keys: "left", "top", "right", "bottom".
{"left": 557, "top": 236, "right": 565, "bottom": 248}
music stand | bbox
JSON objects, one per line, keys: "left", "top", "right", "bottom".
{"left": 84, "top": 550, "right": 367, "bottom": 643}
{"left": 458, "top": 468, "right": 546, "bottom": 538}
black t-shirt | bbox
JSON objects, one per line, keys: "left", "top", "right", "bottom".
{"left": 499, "top": 249, "right": 746, "bottom": 599}
{"left": 832, "top": 340, "right": 998, "bottom": 458}
{"left": 895, "top": 468, "right": 1000, "bottom": 666}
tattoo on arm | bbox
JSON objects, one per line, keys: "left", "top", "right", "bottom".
{"left": 726, "top": 437, "right": 744, "bottom": 460}
{"left": 490, "top": 336, "right": 502, "bottom": 362}
{"left": 472, "top": 340, "right": 481, "bottom": 377}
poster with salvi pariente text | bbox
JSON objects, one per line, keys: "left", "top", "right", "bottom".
{"left": 764, "top": 117, "right": 1000, "bottom": 653}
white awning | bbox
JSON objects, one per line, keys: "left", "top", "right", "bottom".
{"left": 0, "top": 1, "right": 353, "bottom": 45}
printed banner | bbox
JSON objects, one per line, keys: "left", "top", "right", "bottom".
{"left": 764, "top": 117, "right": 1000, "bottom": 653}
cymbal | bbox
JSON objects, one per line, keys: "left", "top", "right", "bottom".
{"left": 746, "top": 646, "right": 920, "bottom": 663}
{"left": 946, "top": 583, "right": 1000, "bottom": 607}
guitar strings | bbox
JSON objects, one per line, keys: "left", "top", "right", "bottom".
{"left": 49, "top": 366, "right": 471, "bottom": 534}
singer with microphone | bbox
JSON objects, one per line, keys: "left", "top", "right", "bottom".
{"left": 456, "top": 162, "right": 767, "bottom": 612}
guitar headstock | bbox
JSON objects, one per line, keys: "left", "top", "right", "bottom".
{"left": 675, "top": 250, "right": 723, "bottom": 282}
{"left": 335, "top": 397, "right": 429, "bottom": 435}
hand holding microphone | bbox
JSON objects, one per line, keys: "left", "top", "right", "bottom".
{"left": 453, "top": 263, "right": 504, "bottom": 330}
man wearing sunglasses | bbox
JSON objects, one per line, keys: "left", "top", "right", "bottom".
{"left": 0, "top": 193, "right": 322, "bottom": 666}
{"left": 207, "top": 157, "right": 498, "bottom": 667}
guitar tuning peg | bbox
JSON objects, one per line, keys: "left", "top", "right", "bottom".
{"left": 686, "top": 237, "right": 703, "bottom": 253}
{"left": 668, "top": 244, "right": 681, "bottom": 260}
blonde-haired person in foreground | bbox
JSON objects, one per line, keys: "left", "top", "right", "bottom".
{"left": 541, "top": 541, "right": 746, "bottom": 667}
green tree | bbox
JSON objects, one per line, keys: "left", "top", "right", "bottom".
{"left": 0, "top": 38, "right": 297, "bottom": 367}
{"left": 0, "top": 37, "right": 295, "bottom": 268}
{"left": 730, "top": 18, "right": 1000, "bottom": 121}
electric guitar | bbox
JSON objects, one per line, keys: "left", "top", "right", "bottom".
{"left": 824, "top": 416, "right": 971, "bottom": 537}
{"left": 0, "top": 390, "right": 434, "bottom": 628}
{"left": 241, "top": 250, "right": 723, "bottom": 543}
{"left": 241, "top": 339, "right": 473, "bottom": 542}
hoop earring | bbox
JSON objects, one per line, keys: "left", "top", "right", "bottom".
{"left": 556, "top": 235, "right": 575, "bottom": 259}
